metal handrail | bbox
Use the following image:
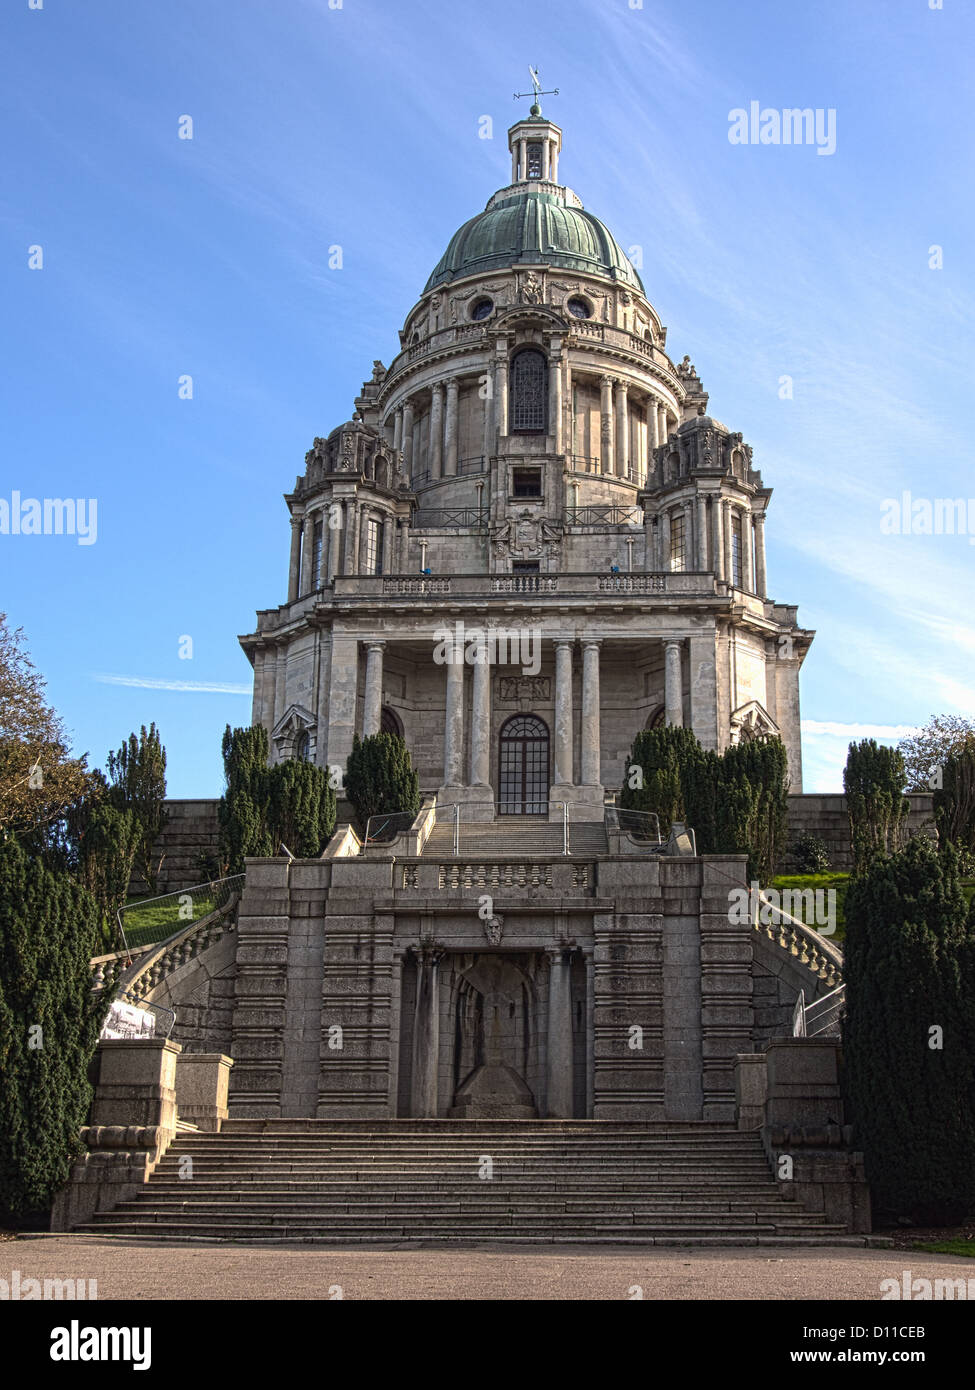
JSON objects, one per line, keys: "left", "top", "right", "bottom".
{"left": 433, "top": 799, "right": 571, "bottom": 855}
{"left": 117, "top": 873, "right": 244, "bottom": 956}
{"left": 364, "top": 810, "right": 417, "bottom": 844}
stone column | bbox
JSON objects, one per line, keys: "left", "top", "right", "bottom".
{"left": 549, "top": 353, "right": 563, "bottom": 451}
{"left": 287, "top": 516, "right": 302, "bottom": 602}
{"left": 580, "top": 640, "right": 601, "bottom": 787}
{"left": 742, "top": 506, "right": 754, "bottom": 592}
{"left": 697, "top": 494, "right": 708, "bottom": 570}
{"left": 723, "top": 499, "right": 734, "bottom": 584}
{"left": 661, "top": 509, "right": 672, "bottom": 571}
{"left": 683, "top": 502, "right": 694, "bottom": 571}
{"left": 657, "top": 405, "right": 669, "bottom": 448}
{"left": 599, "top": 376, "right": 614, "bottom": 475}
{"left": 546, "top": 948, "right": 573, "bottom": 1118}
{"left": 553, "top": 640, "right": 574, "bottom": 787}
{"left": 542, "top": 140, "right": 550, "bottom": 181}
{"left": 251, "top": 648, "right": 265, "bottom": 728}
{"left": 496, "top": 348, "right": 509, "bottom": 438}
{"left": 443, "top": 653, "right": 465, "bottom": 788}
{"left": 615, "top": 381, "right": 629, "bottom": 478}
{"left": 519, "top": 137, "right": 527, "bottom": 180}
{"left": 401, "top": 401, "right": 415, "bottom": 474}
{"left": 444, "top": 378, "right": 459, "bottom": 476}
{"left": 550, "top": 143, "right": 559, "bottom": 183}
{"left": 664, "top": 640, "right": 683, "bottom": 727}
{"left": 274, "top": 641, "right": 287, "bottom": 728}
{"left": 327, "top": 503, "right": 342, "bottom": 582}
{"left": 392, "top": 408, "right": 403, "bottom": 452}
{"left": 381, "top": 518, "right": 393, "bottom": 574}
{"left": 651, "top": 399, "right": 661, "bottom": 449}
{"left": 363, "top": 642, "right": 385, "bottom": 736}
{"left": 298, "top": 513, "right": 314, "bottom": 595}
{"left": 324, "top": 635, "right": 358, "bottom": 773}
{"left": 469, "top": 655, "right": 491, "bottom": 787}
{"left": 482, "top": 368, "right": 495, "bottom": 459}
{"left": 712, "top": 496, "right": 725, "bottom": 581}
{"left": 260, "top": 647, "right": 276, "bottom": 734}
{"left": 343, "top": 503, "right": 358, "bottom": 575}
{"left": 754, "top": 510, "right": 768, "bottom": 597}
{"left": 411, "top": 946, "right": 442, "bottom": 1118}
{"left": 429, "top": 383, "right": 444, "bottom": 480}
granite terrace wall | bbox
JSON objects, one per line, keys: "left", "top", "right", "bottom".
{"left": 785, "top": 792, "right": 935, "bottom": 872}
{"left": 130, "top": 799, "right": 222, "bottom": 896}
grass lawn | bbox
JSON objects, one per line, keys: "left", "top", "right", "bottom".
{"left": 913, "top": 1240, "right": 975, "bottom": 1258}
{"left": 121, "top": 891, "right": 216, "bottom": 950}
{"left": 770, "top": 873, "right": 849, "bottom": 945}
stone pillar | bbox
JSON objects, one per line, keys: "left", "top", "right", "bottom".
{"left": 519, "top": 137, "right": 527, "bottom": 180}
{"left": 469, "top": 655, "right": 491, "bottom": 787}
{"left": 657, "top": 405, "right": 668, "bottom": 448}
{"left": 326, "top": 503, "right": 341, "bottom": 582}
{"left": 260, "top": 647, "right": 276, "bottom": 733}
{"left": 741, "top": 506, "right": 754, "bottom": 592}
{"left": 697, "top": 494, "right": 708, "bottom": 570}
{"left": 443, "top": 653, "right": 465, "bottom": 788}
{"left": 712, "top": 496, "right": 725, "bottom": 581}
{"left": 661, "top": 509, "right": 672, "bottom": 571}
{"left": 688, "top": 630, "right": 718, "bottom": 750}
{"left": 599, "top": 376, "right": 614, "bottom": 475}
{"left": 274, "top": 641, "right": 287, "bottom": 729}
{"left": 401, "top": 401, "right": 415, "bottom": 474}
{"left": 429, "top": 382, "right": 444, "bottom": 480}
{"left": 550, "top": 143, "right": 559, "bottom": 183}
{"left": 754, "top": 510, "right": 768, "bottom": 597}
{"left": 351, "top": 504, "right": 363, "bottom": 575}
{"left": 664, "top": 640, "right": 683, "bottom": 727}
{"left": 542, "top": 140, "right": 550, "bottom": 181}
{"left": 381, "top": 518, "right": 393, "bottom": 574}
{"left": 651, "top": 399, "right": 661, "bottom": 448}
{"left": 251, "top": 648, "right": 265, "bottom": 728}
{"left": 496, "top": 348, "right": 509, "bottom": 438}
{"left": 175, "top": 1053, "right": 233, "bottom": 1132}
{"left": 546, "top": 948, "right": 573, "bottom": 1118}
{"left": 287, "top": 516, "right": 302, "bottom": 602}
{"left": 482, "top": 369, "right": 495, "bottom": 459}
{"left": 363, "top": 641, "right": 385, "bottom": 736}
{"left": 444, "top": 378, "right": 459, "bottom": 475}
{"left": 684, "top": 502, "right": 694, "bottom": 571}
{"left": 298, "top": 513, "right": 314, "bottom": 596}
{"left": 580, "top": 640, "right": 601, "bottom": 787}
{"left": 549, "top": 353, "right": 563, "bottom": 450}
{"left": 343, "top": 503, "right": 357, "bottom": 575}
{"left": 411, "top": 946, "right": 442, "bottom": 1118}
{"left": 324, "top": 635, "right": 358, "bottom": 774}
{"left": 392, "top": 408, "right": 403, "bottom": 452}
{"left": 723, "top": 499, "right": 734, "bottom": 584}
{"left": 553, "top": 640, "right": 574, "bottom": 787}
{"left": 615, "top": 381, "right": 629, "bottom": 478}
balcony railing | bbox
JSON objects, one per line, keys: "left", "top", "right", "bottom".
{"left": 569, "top": 454, "right": 602, "bottom": 474}
{"left": 412, "top": 508, "right": 489, "bottom": 529}
{"left": 363, "top": 571, "right": 707, "bottom": 599}
{"left": 567, "top": 505, "right": 644, "bottom": 526}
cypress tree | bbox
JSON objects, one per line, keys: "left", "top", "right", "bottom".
{"left": 0, "top": 839, "right": 110, "bottom": 1219}
{"left": 933, "top": 735, "right": 975, "bottom": 867}
{"left": 844, "top": 738, "right": 910, "bottom": 875}
{"left": 842, "top": 837, "right": 975, "bottom": 1224}
{"left": 106, "top": 724, "right": 168, "bottom": 893}
{"left": 267, "top": 758, "right": 336, "bottom": 857}
{"left": 345, "top": 733, "right": 420, "bottom": 836}
{"left": 218, "top": 725, "right": 273, "bottom": 873}
{"left": 619, "top": 725, "right": 704, "bottom": 836}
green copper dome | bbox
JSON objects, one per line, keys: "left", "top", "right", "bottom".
{"left": 423, "top": 189, "right": 645, "bottom": 295}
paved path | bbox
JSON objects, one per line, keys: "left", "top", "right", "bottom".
{"left": 3, "top": 1238, "right": 972, "bottom": 1300}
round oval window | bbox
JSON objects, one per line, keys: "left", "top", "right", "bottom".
{"left": 566, "top": 297, "right": 591, "bottom": 319}
{"left": 471, "top": 298, "right": 494, "bottom": 321}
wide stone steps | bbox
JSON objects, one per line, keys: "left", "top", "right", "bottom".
{"left": 74, "top": 1121, "right": 858, "bottom": 1245}
{"left": 421, "top": 816, "right": 608, "bottom": 856}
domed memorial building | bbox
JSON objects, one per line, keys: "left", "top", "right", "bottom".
{"left": 240, "top": 109, "right": 813, "bottom": 810}
{"left": 55, "top": 100, "right": 873, "bottom": 1246}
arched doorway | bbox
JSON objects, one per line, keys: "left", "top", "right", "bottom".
{"left": 498, "top": 714, "right": 549, "bottom": 815}
{"left": 380, "top": 705, "right": 403, "bottom": 739}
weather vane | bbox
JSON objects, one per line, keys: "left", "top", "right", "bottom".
{"left": 514, "top": 66, "right": 558, "bottom": 117}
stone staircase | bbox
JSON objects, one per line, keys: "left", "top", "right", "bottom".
{"left": 75, "top": 1121, "right": 861, "bottom": 1245}
{"left": 422, "top": 816, "right": 608, "bottom": 857}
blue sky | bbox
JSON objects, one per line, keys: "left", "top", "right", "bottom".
{"left": 2, "top": 0, "right": 971, "bottom": 797}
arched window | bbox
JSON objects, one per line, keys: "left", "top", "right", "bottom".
{"left": 509, "top": 350, "right": 548, "bottom": 434}
{"left": 294, "top": 730, "right": 311, "bottom": 762}
{"left": 498, "top": 713, "right": 550, "bottom": 815}
{"left": 380, "top": 706, "right": 403, "bottom": 739}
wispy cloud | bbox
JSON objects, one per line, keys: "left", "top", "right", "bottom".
{"left": 802, "top": 720, "right": 917, "bottom": 738}
{"left": 93, "top": 674, "right": 250, "bottom": 695}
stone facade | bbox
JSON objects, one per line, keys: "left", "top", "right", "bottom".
{"left": 237, "top": 113, "right": 813, "bottom": 807}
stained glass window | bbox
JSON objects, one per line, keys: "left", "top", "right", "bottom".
{"left": 510, "top": 350, "right": 548, "bottom": 433}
